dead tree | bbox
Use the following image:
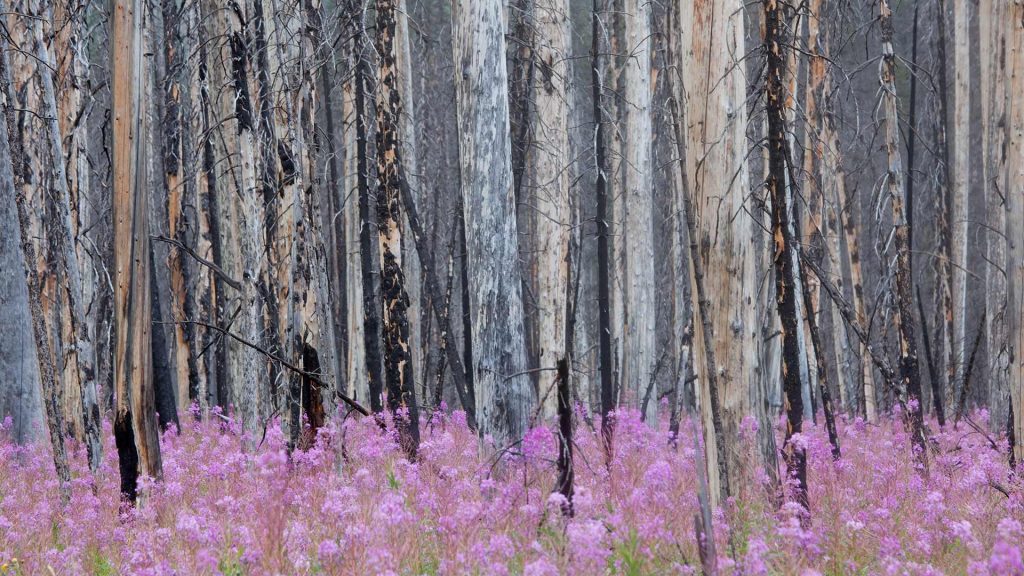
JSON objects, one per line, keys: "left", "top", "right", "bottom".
{"left": 376, "top": 0, "right": 420, "bottom": 457}
{"left": 1, "top": 65, "right": 70, "bottom": 500}
{"left": 112, "top": 0, "right": 163, "bottom": 502}
{"left": 591, "top": 0, "right": 616, "bottom": 457}
{"left": 879, "top": 0, "right": 928, "bottom": 468}
{"left": 764, "top": 0, "right": 811, "bottom": 511}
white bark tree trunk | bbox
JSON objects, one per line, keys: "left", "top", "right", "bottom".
{"left": 950, "top": 0, "right": 970, "bottom": 406}
{"left": 452, "top": 0, "right": 534, "bottom": 445}
{"left": 620, "top": 0, "right": 656, "bottom": 424}
{"left": 678, "top": 0, "right": 759, "bottom": 505}
{"left": 532, "top": 0, "right": 571, "bottom": 419}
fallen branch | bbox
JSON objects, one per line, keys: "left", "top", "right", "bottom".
{"left": 165, "top": 319, "right": 370, "bottom": 416}
{"left": 152, "top": 235, "right": 242, "bottom": 290}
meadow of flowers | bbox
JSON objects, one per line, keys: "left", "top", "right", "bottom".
{"left": 1, "top": 405, "right": 1022, "bottom": 575}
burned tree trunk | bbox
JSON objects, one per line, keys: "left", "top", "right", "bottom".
{"left": 879, "top": 0, "right": 928, "bottom": 467}
{"left": 591, "top": 0, "right": 616, "bottom": 456}
{"left": 1, "top": 72, "right": 70, "bottom": 499}
{"left": 113, "top": 0, "right": 163, "bottom": 502}
{"left": 554, "top": 358, "right": 573, "bottom": 515}
{"left": 354, "top": 23, "right": 385, "bottom": 416}
{"left": 764, "top": 0, "right": 811, "bottom": 511}
{"left": 376, "top": 0, "right": 420, "bottom": 457}
{"left": 31, "top": 4, "right": 102, "bottom": 471}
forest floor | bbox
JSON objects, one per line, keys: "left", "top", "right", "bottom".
{"left": 0, "top": 405, "right": 1022, "bottom": 575}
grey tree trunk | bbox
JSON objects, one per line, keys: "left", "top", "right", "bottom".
{"left": 982, "top": 0, "right": 1010, "bottom": 428}
{"left": 0, "top": 33, "right": 42, "bottom": 444}
{"left": 451, "top": 0, "right": 535, "bottom": 446}
{"left": 1007, "top": 1, "right": 1024, "bottom": 464}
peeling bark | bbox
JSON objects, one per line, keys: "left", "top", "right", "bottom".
{"left": 113, "top": 0, "right": 162, "bottom": 501}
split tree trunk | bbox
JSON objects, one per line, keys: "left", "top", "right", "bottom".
{"left": 112, "top": 0, "right": 163, "bottom": 502}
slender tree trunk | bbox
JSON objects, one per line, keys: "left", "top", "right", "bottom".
{"left": 619, "top": 0, "right": 656, "bottom": 424}
{"left": 983, "top": 0, "right": 1010, "bottom": 429}
{"left": 804, "top": 0, "right": 848, "bottom": 420}
{"left": 342, "top": 46, "right": 368, "bottom": 404}
{"left": 764, "top": 0, "right": 812, "bottom": 512}
{"left": 393, "top": 0, "right": 423, "bottom": 409}
{"left": 879, "top": 0, "right": 928, "bottom": 467}
{"left": 451, "top": 0, "right": 535, "bottom": 446}
{"left": 531, "top": 0, "right": 571, "bottom": 420}
{"left": 113, "top": 0, "right": 163, "bottom": 502}
{"left": 160, "top": 0, "right": 196, "bottom": 418}
{"left": 376, "top": 0, "right": 420, "bottom": 456}
{"left": 949, "top": 0, "right": 970, "bottom": 409}
{"left": 835, "top": 122, "right": 875, "bottom": 419}
{"left": 592, "top": 0, "right": 616, "bottom": 455}
{"left": 933, "top": 0, "right": 955, "bottom": 427}
{"left": 1007, "top": 1, "right": 1024, "bottom": 466}
{"left": 354, "top": 21, "right": 385, "bottom": 415}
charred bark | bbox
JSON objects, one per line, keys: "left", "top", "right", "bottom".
{"left": 592, "top": 0, "right": 616, "bottom": 457}
{"left": 764, "top": 0, "right": 810, "bottom": 512}
{"left": 376, "top": 0, "right": 420, "bottom": 457}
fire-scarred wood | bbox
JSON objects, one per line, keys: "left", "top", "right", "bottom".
{"left": 764, "top": 0, "right": 811, "bottom": 512}
{"left": 879, "top": 0, "right": 928, "bottom": 468}
{"left": 113, "top": 0, "right": 163, "bottom": 502}
{"left": 376, "top": 0, "right": 420, "bottom": 457}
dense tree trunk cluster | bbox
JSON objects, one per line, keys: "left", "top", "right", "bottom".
{"left": 0, "top": 0, "right": 1021, "bottom": 516}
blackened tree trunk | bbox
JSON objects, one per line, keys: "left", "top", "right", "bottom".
{"left": 376, "top": 0, "right": 420, "bottom": 457}
{"left": 591, "top": 0, "right": 616, "bottom": 456}
{"left": 1, "top": 73, "right": 70, "bottom": 499}
{"left": 764, "top": 0, "right": 811, "bottom": 512}
{"left": 880, "top": 0, "right": 928, "bottom": 467}
{"left": 354, "top": 25, "right": 385, "bottom": 416}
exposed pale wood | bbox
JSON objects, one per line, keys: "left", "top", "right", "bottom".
{"left": 879, "top": 0, "right": 928, "bottom": 467}
{"left": 678, "top": 0, "right": 758, "bottom": 506}
{"left": 112, "top": 0, "right": 162, "bottom": 500}
{"left": 532, "top": 0, "right": 572, "bottom": 419}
